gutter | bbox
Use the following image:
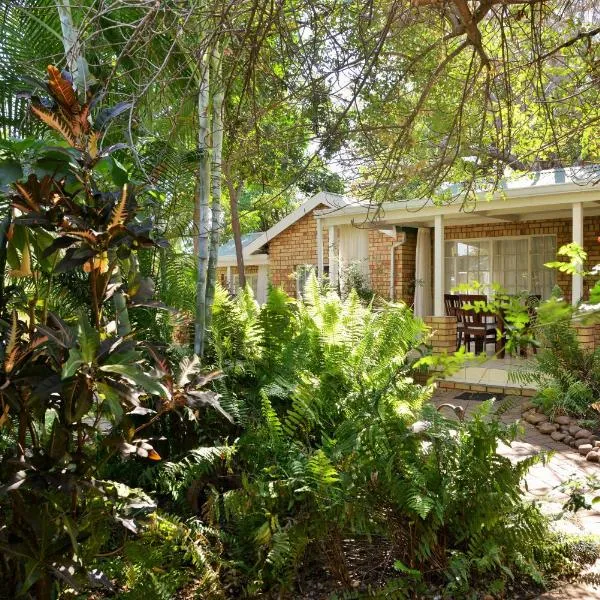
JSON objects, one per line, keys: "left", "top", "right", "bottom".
{"left": 389, "top": 236, "right": 405, "bottom": 301}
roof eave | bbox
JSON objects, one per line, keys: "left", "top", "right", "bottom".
{"left": 217, "top": 253, "right": 269, "bottom": 267}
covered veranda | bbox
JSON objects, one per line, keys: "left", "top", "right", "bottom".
{"left": 315, "top": 169, "right": 600, "bottom": 390}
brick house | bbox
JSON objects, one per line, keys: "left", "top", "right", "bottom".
{"left": 217, "top": 192, "right": 348, "bottom": 302}
{"left": 217, "top": 168, "right": 600, "bottom": 323}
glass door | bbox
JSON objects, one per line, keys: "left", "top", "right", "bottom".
{"left": 492, "top": 238, "right": 529, "bottom": 294}
{"left": 445, "top": 235, "right": 556, "bottom": 298}
{"left": 445, "top": 240, "right": 491, "bottom": 293}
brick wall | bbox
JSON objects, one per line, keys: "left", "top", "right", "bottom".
{"left": 423, "top": 316, "right": 457, "bottom": 354}
{"left": 584, "top": 216, "right": 600, "bottom": 296}
{"left": 574, "top": 323, "right": 596, "bottom": 351}
{"left": 368, "top": 228, "right": 417, "bottom": 305}
{"left": 443, "top": 216, "right": 600, "bottom": 302}
{"left": 268, "top": 208, "right": 329, "bottom": 296}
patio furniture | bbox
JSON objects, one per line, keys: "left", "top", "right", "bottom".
{"left": 457, "top": 294, "right": 498, "bottom": 354}
{"left": 444, "top": 294, "right": 464, "bottom": 349}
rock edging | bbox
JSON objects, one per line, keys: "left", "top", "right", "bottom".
{"left": 521, "top": 401, "right": 600, "bottom": 463}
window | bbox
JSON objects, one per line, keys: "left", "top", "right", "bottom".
{"left": 492, "top": 238, "right": 529, "bottom": 294}
{"left": 231, "top": 273, "right": 258, "bottom": 297}
{"left": 296, "top": 264, "right": 316, "bottom": 298}
{"left": 445, "top": 235, "right": 556, "bottom": 298}
{"left": 530, "top": 236, "right": 557, "bottom": 297}
{"left": 445, "top": 241, "right": 490, "bottom": 291}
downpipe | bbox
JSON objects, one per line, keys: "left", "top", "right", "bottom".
{"left": 389, "top": 236, "right": 405, "bottom": 301}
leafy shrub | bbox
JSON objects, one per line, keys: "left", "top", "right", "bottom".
{"left": 201, "top": 277, "right": 564, "bottom": 597}
{"left": 94, "top": 513, "right": 224, "bottom": 600}
{"left": 338, "top": 260, "right": 374, "bottom": 302}
{"left": 511, "top": 314, "right": 600, "bottom": 418}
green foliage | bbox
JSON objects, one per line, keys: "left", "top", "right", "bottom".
{"left": 96, "top": 513, "right": 224, "bottom": 600}
{"left": 338, "top": 261, "right": 374, "bottom": 302}
{"left": 205, "top": 278, "right": 564, "bottom": 596}
{"left": 560, "top": 475, "right": 600, "bottom": 513}
{"left": 545, "top": 242, "right": 588, "bottom": 276}
{"left": 141, "top": 444, "right": 237, "bottom": 507}
{"left": 510, "top": 316, "right": 600, "bottom": 419}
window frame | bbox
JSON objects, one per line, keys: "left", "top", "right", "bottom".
{"left": 445, "top": 234, "right": 557, "bottom": 297}
{"left": 231, "top": 272, "right": 259, "bottom": 296}
{"left": 295, "top": 264, "right": 316, "bottom": 298}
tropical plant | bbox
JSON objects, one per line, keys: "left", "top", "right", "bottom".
{"left": 0, "top": 65, "right": 227, "bottom": 599}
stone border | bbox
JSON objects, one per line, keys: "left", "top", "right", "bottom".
{"left": 438, "top": 380, "right": 536, "bottom": 397}
{"left": 521, "top": 401, "right": 600, "bottom": 463}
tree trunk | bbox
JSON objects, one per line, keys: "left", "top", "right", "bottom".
{"left": 194, "top": 50, "right": 211, "bottom": 356}
{"left": 192, "top": 188, "right": 200, "bottom": 258}
{"left": 0, "top": 210, "right": 11, "bottom": 327}
{"left": 56, "top": 1, "right": 90, "bottom": 94}
{"left": 205, "top": 46, "right": 224, "bottom": 332}
{"left": 227, "top": 178, "right": 246, "bottom": 289}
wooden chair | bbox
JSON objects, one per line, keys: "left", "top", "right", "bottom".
{"left": 444, "top": 294, "right": 464, "bottom": 349}
{"left": 521, "top": 294, "right": 541, "bottom": 356}
{"left": 457, "top": 294, "right": 498, "bottom": 354}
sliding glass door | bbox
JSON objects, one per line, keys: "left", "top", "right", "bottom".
{"left": 492, "top": 238, "right": 529, "bottom": 294}
{"left": 444, "top": 241, "right": 490, "bottom": 291}
{"left": 445, "top": 235, "right": 556, "bottom": 298}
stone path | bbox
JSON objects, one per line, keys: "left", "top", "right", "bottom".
{"left": 432, "top": 390, "right": 600, "bottom": 599}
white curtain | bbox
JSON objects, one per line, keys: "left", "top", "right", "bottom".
{"left": 338, "top": 225, "right": 370, "bottom": 294}
{"left": 414, "top": 227, "right": 432, "bottom": 316}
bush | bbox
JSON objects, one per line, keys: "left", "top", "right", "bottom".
{"left": 338, "top": 261, "right": 374, "bottom": 302}
{"left": 199, "top": 277, "right": 566, "bottom": 597}
{"left": 89, "top": 513, "right": 224, "bottom": 600}
{"left": 511, "top": 314, "right": 600, "bottom": 419}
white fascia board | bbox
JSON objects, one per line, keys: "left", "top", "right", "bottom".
{"left": 316, "top": 185, "right": 600, "bottom": 226}
{"left": 242, "top": 191, "right": 345, "bottom": 256}
{"left": 217, "top": 253, "right": 269, "bottom": 267}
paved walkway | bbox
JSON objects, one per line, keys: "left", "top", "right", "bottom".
{"left": 443, "top": 355, "right": 532, "bottom": 390}
{"left": 432, "top": 390, "right": 600, "bottom": 598}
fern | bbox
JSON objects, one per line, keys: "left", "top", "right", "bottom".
{"left": 510, "top": 317, "right": 600, "bottom": 418}
{"left": 141, "top": 445, "right": 236, "bottom": 504}
{"left": 112, "top": 513, "right": 224, "bottom": 599}
{"left": 201, "top": 279, "right": 573, "bottom": 596}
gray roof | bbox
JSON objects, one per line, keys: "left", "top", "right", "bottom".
{"left": 218, "top": 232, "right": 265, "bottom": 258}
{"left": 441, "top": 166, "right": 599, "bottom": 196}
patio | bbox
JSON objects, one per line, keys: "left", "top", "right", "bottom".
{"left": 441, "top": 353, "right": 535, "bottom": 392}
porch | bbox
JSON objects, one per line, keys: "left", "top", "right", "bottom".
{"left": 437, "top": 354, "right": 536, "bottom": 397}
{"left": 316, "top": 169, "right": 600, "bottom": 316}
{"left": 315, "top": 169, "right": 600, "bottom": 393}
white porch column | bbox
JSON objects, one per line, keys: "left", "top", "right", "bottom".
{"left": 316, "top": 217, "right": 324, "bottom": 280}
{"left": 226, "top": 266, "right": 232, "bottom": 293}
{"left": 328, "top": 225, "right": 338, "bottom": 288}
{"left": 434, "top": 214, "right": 445, "bottom": 316}
{"left": 572, "top": 202, "right": 583, "bottom": 306}
{"left": 256, "top": 264, "right": 269, "bottom": 304}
